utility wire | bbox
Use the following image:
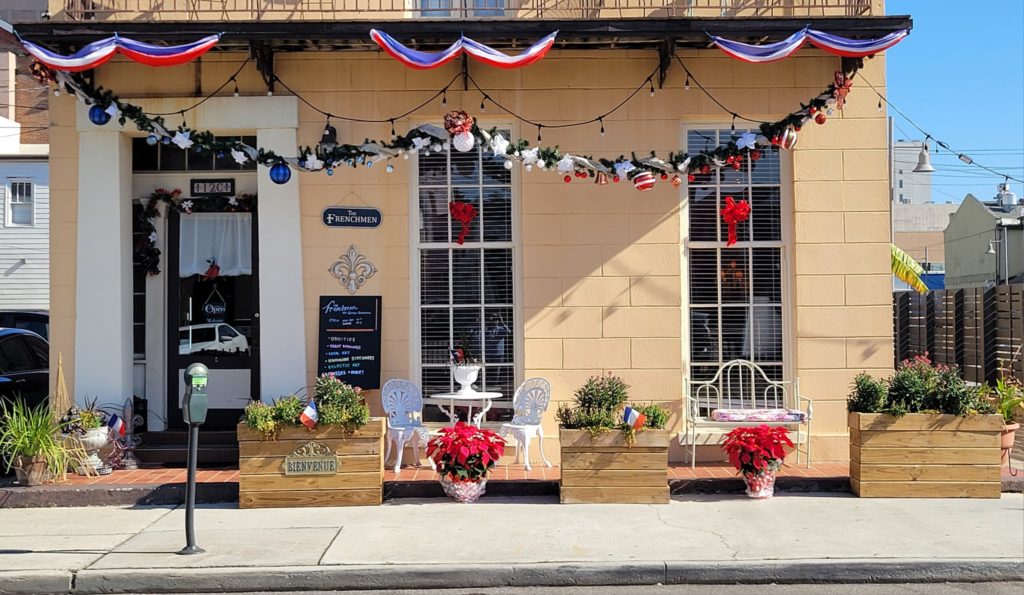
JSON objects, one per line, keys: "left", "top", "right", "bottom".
{"left": 861, "top": 73, "right": 1024, "bottom": 184}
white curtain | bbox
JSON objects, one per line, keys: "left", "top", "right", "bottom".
{"left": 179, "top": 213, "right": 252, "bottom": 277}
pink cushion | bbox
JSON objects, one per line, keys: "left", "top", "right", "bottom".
{"left": 710, "top": 408, "right": 807, "bottom": 423}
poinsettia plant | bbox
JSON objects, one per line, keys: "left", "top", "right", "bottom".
{"left": 427, "top": 422, "right": 506, "bottom": 482}
{"left": 721, "top": 424, "right": 793, "bottom": 476}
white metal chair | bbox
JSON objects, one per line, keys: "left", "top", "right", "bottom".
{"left": 381, "top": 379, "right": 433, "bottom": 473}
{"left": 499, "top": 377, "right": 553, "bottom": 471}
{"left": 681, "top": 359, "right": 812, "bottom": 468}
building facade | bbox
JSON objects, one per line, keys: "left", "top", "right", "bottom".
{"left": 892, "top": 139, "right": 932, "bottom": 206}
{"left": 944, "top": 187, "right": 1024, "bottom": 290}
{"left": 25, "top": 0, "right": 904, "bottom": 462}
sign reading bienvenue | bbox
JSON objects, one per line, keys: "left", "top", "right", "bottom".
{"left": 322, "top": 207, "right": 382, "bottom": 228}
{"left": 283, "top": 441, "right": 339, "bottom": 475}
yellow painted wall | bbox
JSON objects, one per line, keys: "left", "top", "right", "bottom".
{"left": 50, "top": 47, "right": 893, "bottom": 461}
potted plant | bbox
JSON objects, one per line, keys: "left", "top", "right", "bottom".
{"left": 426, "top": 421, "right": 506, "bottom": 503}
{"left": 847, "top": 355, "right": 1003, "bottom": 498}
{"left": 450, "top": 343, "right": 481, "bottom": 395}
{"left": 0, "top": 400, "right": 70, "bottom": 486}
{"left": 556, "top": 374, "right": 670, "bottom": 504}
{"left": 60, "top": 398, "right": 110, "bottom": 475}
{"left": 990, "top": 377, "right": 1024, "bottom": 463}
{"left": 236, "top": 375, "right": 385, "bottom": 508}
{"left": 721, "top": 425, "right": 793, "bottom": 499}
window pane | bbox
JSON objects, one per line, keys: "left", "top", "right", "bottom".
{"left": 189, "top": 147, "right": 214, "bottom": 171}
{"left": 451, "top": 249, "right": 481, "bottom": 305}
{"left": 451, "top": 148, "right": 481, "bottom": 186}
{"left": 11, "top": 204, "right": 32, "bottom": 225}
{"left": 750, "top": 147, "right": 780, "bottom": 185}
{"left": 720, "top": 248, "right": 749, "bottom": 303}
{"left": 751, "top": 187, "right": 782, "bottom": 242}
{"left": 452, "top": 308, "right": 482, "bottom": 361}
{"left": 690, "top": 308, "right": 718, "bottom": 362}
{"left": 751, "top": 306, "right": 783, "bottom": 362}
{"left": 752, "top": 248, "right": 782, "bottom": 302}
{"left": 419, "top": 187, "right": 450, "bottom": 243}
{"left": 421, "top": 366, "right": 452, "bottom": 400}
{"left": 484, "top": 307, "right": 513, "bottom": 364}
{"left": 721, "top": 307, "right": 750, "bottom": 360}
{"left": 161, "top": 144, "right": 187, "bottom": 171}
{"left": 483, "top": 249, "right": 513, "bottom": 304}
{"left": 132, "top": 138, "right": 159, "bottom": 171}
{"left": 481, "top": 186, "right": 512, "bottom": 242}
{"left": 419, "top": 150, "right": 448, "bottom": 186}
{"left": 482, "top": 150, "right": 511, "bottom": 186}
{"left": 420, "top": 250, "right": 450, "bottom": 305}
{"left": 688, "top": 186, "right": 717, "bottom": 242}
{"left": 688, "top": 249, "right": 718, "bottom": 304}
{"left": 420, "top": 308, "right": 451, "bottom": 365}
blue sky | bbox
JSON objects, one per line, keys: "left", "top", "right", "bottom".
{"left": 886, "top": 0, "right": 1024, "bottom": 203}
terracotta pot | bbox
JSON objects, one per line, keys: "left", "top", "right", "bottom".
{"left": 1001, "top": 422, "right": 1019, "bottom": 453}
{"left": 742, "top": 469, "right": 776, "bottom": 499}
{"left": 13, "top": 455, "right": 49, "bottom": 486}
{"left": 439, "top": 475, "right": 487, "bottom": 503}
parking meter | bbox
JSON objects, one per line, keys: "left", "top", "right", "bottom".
{"left": 178, "top": 363, "right": 208, "bottom": 556}
{"left": 182, "top": 363, "right": 209, "bottom": 426}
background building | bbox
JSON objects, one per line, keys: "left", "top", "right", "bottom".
{"left": 892, "top": 139, "right": 933, "bottom": 206}
{"left": 944, "top": 184, "right": 1024, "bottom": 289}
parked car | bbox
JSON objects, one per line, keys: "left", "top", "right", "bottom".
{"left": 0, "top": 311, "right": 49, "bottom": 341}
{"left": 0, "top": 328, "right": 50, "bottom": 410}
{"left": 179, "top": 323, "right": 250, "bottom": 355}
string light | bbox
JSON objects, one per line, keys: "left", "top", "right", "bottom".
{"left": 649, "top": 78, "right": 655, "bottom": 97}
{"left": 537, "top": 124, "right": 542, "bottom": 142}
{"left": 390, "top": 118, "right": 396, "bottom": 137}
{"left": 441, "top": 90, "right": 447, "bottom": 106}
{"left": 480, "top": 96, "right": 486, "bottom": 111}
{"left": 599, "top": 117, "right": 605, "bottom": 137}
{"left": 231, "top": 76, "right": 239, "bottom": 97}
{"left": 684, "top": 74, "right": 690, "bottom": 91}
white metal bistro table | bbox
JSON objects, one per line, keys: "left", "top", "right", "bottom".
{"left": 429, "top": 391, "right": 503, "bottom": 427}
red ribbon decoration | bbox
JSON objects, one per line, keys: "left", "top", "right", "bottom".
{"left": 449, "top": 200, "right": 478, "bottom": 245}
{"left": 720, "top": 196, "right": 751, "bottom": 247}
{"left": 833, "top": 70, "right": 854, "bottom": 110}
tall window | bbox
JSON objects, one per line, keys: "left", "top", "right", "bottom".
{"left": 420, "top": 0, "right": 505, "bottom": 17}
{"left": 686, "top": 128, "right": 785, "bottom": 399}
{"left": 416, "top": 131, "right": 515, "bottom": 411}
{"left": 131, "top": 203, "right": 147, "bottom": 358}
{"left": 8, "top": 181, "right": 34, "bottom": 226}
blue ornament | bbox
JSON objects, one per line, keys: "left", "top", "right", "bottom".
{"left": 217, "top": 152, "right": 225, "bottom": 158}
{"left": 326, "top": 168, "right": 334, "bottom": 176}
{"left": 161, "top": 136, "right": 171, "bottom": 145}
{"left": 88, "top": 105, "right": 111, "bottom": 126}
{"left": 269, "top": 163, "right": 292, "bottom": 185}
{"left": 146, "top": 135, "right": 159, "bottom": 146}
{"left": 366, "top": 160, "right": 374, "bottom": 168}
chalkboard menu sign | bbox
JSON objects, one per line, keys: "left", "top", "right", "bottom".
{"left": 316, "top": 296, "right": 382, "bottom": 389}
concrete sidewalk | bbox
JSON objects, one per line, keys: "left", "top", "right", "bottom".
{"left": 0, "top": 494, "right": 1021, "bottom": 594}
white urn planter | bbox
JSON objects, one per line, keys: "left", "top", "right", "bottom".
{"left": 452, "top": 364, "right": 481, "bottom": 394}
{"left": 75, "top": 427, "right": 110, "bottom": 475}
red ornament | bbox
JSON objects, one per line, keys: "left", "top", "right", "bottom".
{"left": 612, "top": 175, "right": 620, "bottom": 183}
{"left": 731, "top": 160, "right": 742, "bottom": 171}
{"left": 832, "top": 70, "right": 854, "bottom": 110}
{"left": 720, "top": 195, "right": 751, "bottom": 247}
{"left": 671, "top": 175, "right": 682, "bottom": 188}
{"left": 771, "top": 136, "right": 780, "bottom": 146}
{"left": 809, "top": 106, "right": 817, "bottom": 115}
{"left": 449, "top": 200, "right": 478, "bottom": 245}
{"left": 660, "top": 172, "right": 669, "bottom": 180}
{"left": 700, "top": 164, "right": 711, "bottom": 175}
{"left": 794, "top": 125, "right": 802, "bottom": 132}
{"left": 750, "top": 149, "right": 762, "bottom": 161}
{"left": 687, "top": 173, "right": 696, "bottom": 183}
{"left": 581, "top": 172, "right": 588, "bottom": 179}
{"left": 815, "top": 112, "right": 827, "bottom": 125}
{"left": 726, "top": 155, "right": 735, "bottom": 165}
{"left": 633, "top": 171, "right": 656, "bottom": 192}
{"left": 564, "top": 175, "right": 572, "bottom": 183}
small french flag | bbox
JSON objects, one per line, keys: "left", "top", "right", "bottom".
{"left": 623, "top": 406, "right": 646, "bottom": 431}
{"left": 108, "top": 414, "right": 126, "bottom": 437}
{"left": 300, "top": 398, "right": 318, "bottom": 429}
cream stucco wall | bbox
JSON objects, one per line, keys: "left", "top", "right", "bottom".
{"left": 49, "top": 48, "right": 893, "bottom": 460}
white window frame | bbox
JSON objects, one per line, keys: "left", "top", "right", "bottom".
{"left": 679, "top": 124, "right": 795, "bottom": 388}
{"left": 6, "top": 179, "right": 35, "bottom": 227}
{"left": 409, "top": 122, "right": 523, "bottom": 409}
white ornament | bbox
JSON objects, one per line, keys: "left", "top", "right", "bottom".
{"left": 230, "top": 148, "right": 248, "bottom": 165}
{"left": 171, "top": 131, "right": 193, "bottom": 150}
{"left": 148, "top": 231, "right": 158, "bottom": 243}
{"left": 104, "top": 103, "right": 120, "bottom": 120}
{"left": 442, "top": 141, "right": 451, "bottom": 151}
{"left": 228, "top": 196, "right": 238, "bottom": 206}
{"left": 613, "top": 161, "right": 636, "bottom": 178}
{"left": 521, "top": 147, "right": 539, "bottom": 167}
{"left": 412, "top": 137, "right": 430, "bottom": 152}
{"left": 431, "top": 143, "right": 442, "bottom": 152}
{"left": 524, "top": 164, "right": 533, "bottom": 172}
{"left": 303, "top": 154, "right": 324, "bottom": 170}
{"left": 676, "top": 157, "right": 692, "bottom": 172}
{"left": 453, "top": 131, "right": 475, "bottom": 152}
{"left": 503, "top": 160, "right": 514, "bottom": 170}
{"left": 556, "top": 155, "right": 575, "bottom": 173}
{"left": 490, "top": 133, "right": 510, "bottom": 157}
{"left": 736, "top": 132, "right": 757, "bottom": 151}
{"left": 180, "top": 200, "right": 194, "bottom": 212}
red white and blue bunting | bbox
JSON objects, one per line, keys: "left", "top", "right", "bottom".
{"left": 710, "top": 27, "right": 908, "bottom": 63}
{"left": 370, "top": 29, "right": 558, "bottom": 70}
{"left": 20, "top": 34, "right": 221, "bottom": 72}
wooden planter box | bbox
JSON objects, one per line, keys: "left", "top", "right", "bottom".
{"left": 237, "top": 418, "right": 385, "bottom": 508}
{"left": 849, "top": 412, "right": 1003, "bottom": 498}
{"left": 559, "top": 428, "right": 669, "bottom": 504}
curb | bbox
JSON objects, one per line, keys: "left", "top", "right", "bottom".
{"left": 0, "top": 483, "right": 237, "bottom": 509}
{"left": 6, "top": 559, "right": 1022, "bottom": 594}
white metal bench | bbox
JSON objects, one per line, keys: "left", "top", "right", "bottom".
{"left": 681, "top": 359, "right": 812, "bottom": 468}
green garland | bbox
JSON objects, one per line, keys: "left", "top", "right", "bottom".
{"left": 57, "top": 56, "right": 863, "bottom": 185}
{"left": 134, "top": 187, "right": 256, "bottom": 276}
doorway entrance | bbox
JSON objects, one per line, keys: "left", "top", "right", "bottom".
{"left": 166, "top": 208, "right": 260, "bottom": 429}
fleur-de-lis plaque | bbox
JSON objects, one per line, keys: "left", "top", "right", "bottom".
{"left": 329, "top": 245, "right": 377, "bottom": 294}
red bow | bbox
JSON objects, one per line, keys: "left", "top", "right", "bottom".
{"left": 833, "top": 71, "right": 854, "bottom": 110}
{"left": 202, "top": 259, "right": 220, "bottom": 281}
{"left": 449, "top": 200, "right": 478, "bottom": 245}
{"left": 720, "top": 196, "right": 751, "bottom": 247}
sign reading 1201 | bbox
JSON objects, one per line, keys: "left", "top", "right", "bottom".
{"left": 322, "top": 207, "right": 382, "bottom": 228}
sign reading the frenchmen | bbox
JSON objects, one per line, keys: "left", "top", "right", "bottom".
{"left": 316, "top": 295, "right": 382, "bottom": 389}
{"left": 322, "top": 207, "right": 382, "bottom": 228}
{"left": 190, "top": 178, "right": 235, "bottom": 197}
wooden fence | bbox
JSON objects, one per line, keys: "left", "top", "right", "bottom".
{"left": 893, "top": 284, "right": 1023, "bottom": 383}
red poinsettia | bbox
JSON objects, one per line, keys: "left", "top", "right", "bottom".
{"left": 427, "top": 422, "right": 506, "bottom": 482}
{"left": 721, "top": 424, "right": 793, "bottom": 476}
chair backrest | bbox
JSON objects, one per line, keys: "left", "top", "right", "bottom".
{"left": 686, "top": 359, "right": 794, "bottom": 413}
{"left": 510, "top": 377, "right": 551, "bottom": 425}
{"left": 381, "top": 379, "right": 423, "bottom": 426}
